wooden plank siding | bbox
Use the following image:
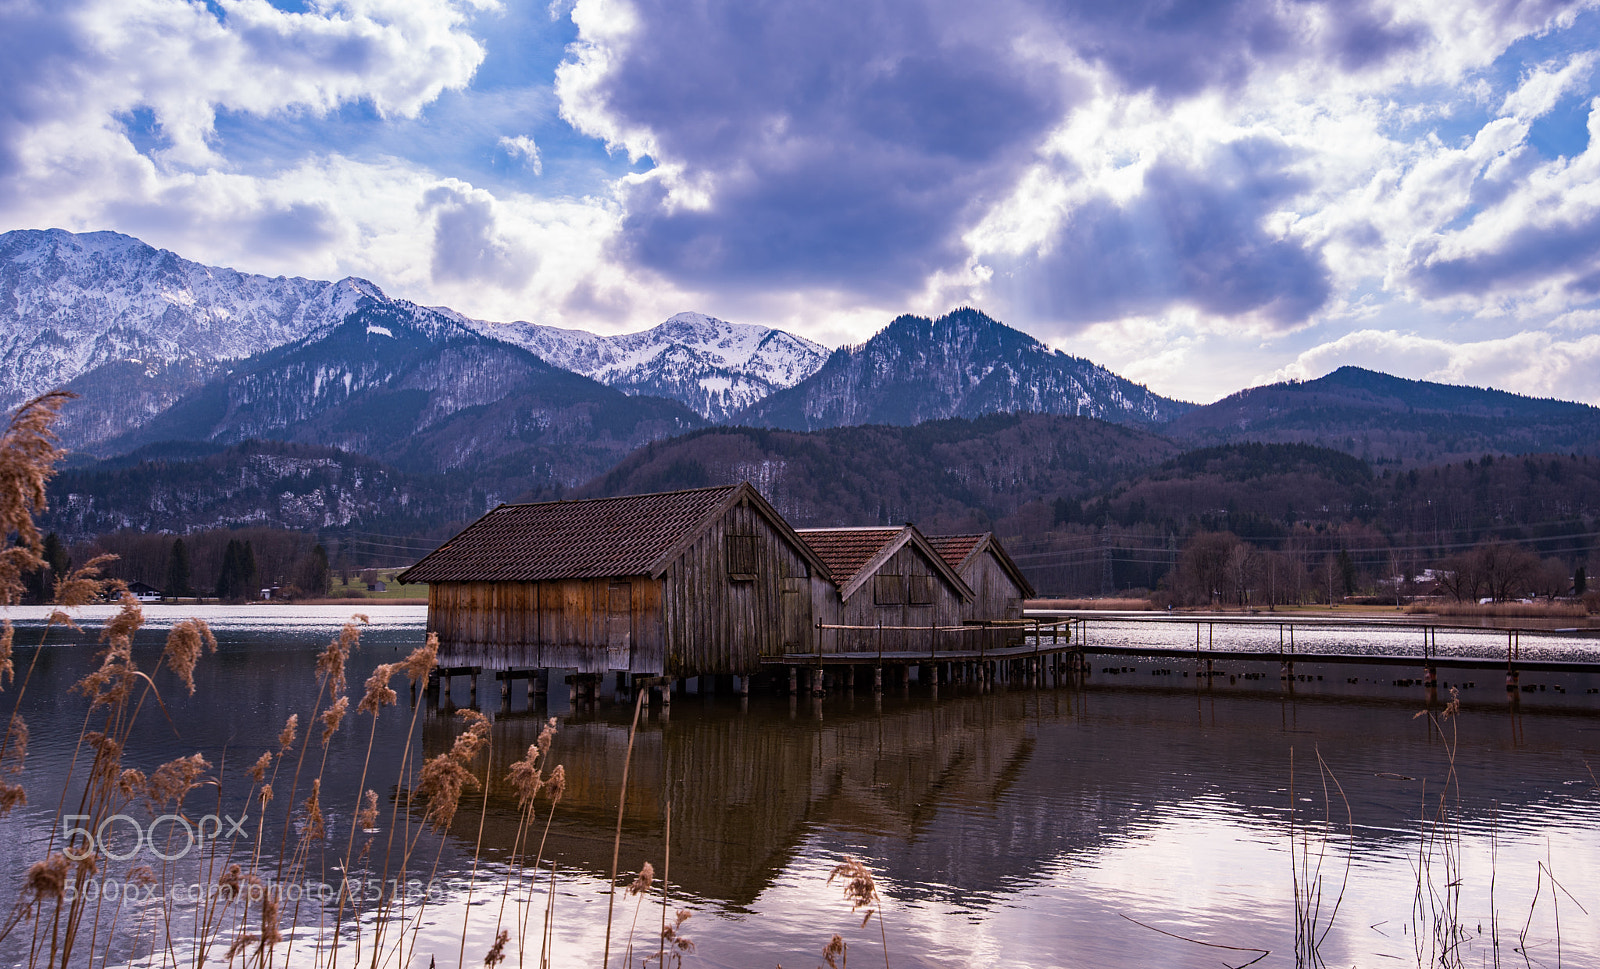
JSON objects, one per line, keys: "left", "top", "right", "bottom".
{"left": 822, "top": 544, "right": 966, "bottom": 655}
{"left": 660, "top": 496, "right": 820, "bottom": 676}
{"left": 956, "top": 551, "right": 1029, "bottom": 651}
{"left": 427, "top": 576, "right": 665, "bottom": 674}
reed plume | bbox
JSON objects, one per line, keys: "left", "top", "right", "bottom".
{"left": 416, "top": 709, "right": 490, "bottom": 831}
{"left": 360, "top": 662, "right": 399, "bottom": 714}
{"left": 161, "top": 618, "right": 218, "bottom": 694}
{"left": 278, "top": 714, "right": 299, "bottom": 750}
{"left": 321, "top": 695, "right": 349, "bottom": 745}
{"left": 0, "top": 712, "right": 27, "bottom": 814}
{"left": 0, "top": 393, "right": 74, "bottom": 610}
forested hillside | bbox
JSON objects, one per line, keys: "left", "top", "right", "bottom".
{"left": 581, "top": 413, "right": 1183, "bottom": 532}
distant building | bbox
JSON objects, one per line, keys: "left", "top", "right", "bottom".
{"left": 127, "top": 581, "right": 163, "bottom": 602}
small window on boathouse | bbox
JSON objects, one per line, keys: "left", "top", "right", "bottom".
{"left": 875, "top": 573, "right": 905, "bottom": 605}
{"left": 727, "top": 534, "right": 758, "bottom": 580}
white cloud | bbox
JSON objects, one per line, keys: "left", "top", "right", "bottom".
{"left": 28, "top": 0, "right": 491, "bottom": 169}
{"left": 1269, "top": 327, "right": 1600, "bottom": 404}
{"left": 497, "top": 135, "right": 543, "bottom": 174}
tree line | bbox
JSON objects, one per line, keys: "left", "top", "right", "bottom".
{"left": 1156, "top": 529, "right": 1590, "bottom": 608}
{"left": 23, "top": 526, "right": 332, "bottom": 603}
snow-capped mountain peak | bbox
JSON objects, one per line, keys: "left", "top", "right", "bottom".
{"left": 466, "top": 311, "right": 829, "bottom": 421}
{"left": 0, "top": 228, "right": 383, "bottom": 410}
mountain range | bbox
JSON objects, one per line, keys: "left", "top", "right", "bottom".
{"left": 735, "top": 308, "right": 1188, "bottom": 428}
{"left": 9, "top": 227, "right": 1600, "bottom": 554}
{"left": 464, "top": 311, "right": 828, "bottom": 422}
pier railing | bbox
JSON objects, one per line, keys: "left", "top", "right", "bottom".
{"left": 1029, "top": 611, "right": 1600, "bottom": 675}
{"left": 764, "top": 617, "right": 1078, "bottom": 666}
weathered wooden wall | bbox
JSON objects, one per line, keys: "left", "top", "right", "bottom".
{"left": 427, "top": 577, "right": 665, "bottom": 673}
{"left": 818, "top": 543, "right": 966, "bottom": 654}
{"left": 958, "top": 549, "right": 1029, "bottom": 650}
{"left": 660, "top": 497, "right": 823, "bottom": 675}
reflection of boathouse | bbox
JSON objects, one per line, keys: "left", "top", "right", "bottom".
{"left": 400, "top": 482, "right": 1039, "bottom": 678}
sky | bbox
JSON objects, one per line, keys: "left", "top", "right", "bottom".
{"left": 5, "top": 0, "right": 1600, "bottom": 405}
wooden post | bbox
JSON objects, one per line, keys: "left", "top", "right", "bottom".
{"left": 873, "top": 666, "right": 883, "bottom": 695}
{"left": 788, "top": 666, "right": 798, "bottom": 696}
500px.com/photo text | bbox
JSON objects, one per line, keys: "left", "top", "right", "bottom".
{"left": 62, "top": 813, "right": 251, "bottom": 862}
{"left": 63, "top": 878, "right": 447, "bottom": 907}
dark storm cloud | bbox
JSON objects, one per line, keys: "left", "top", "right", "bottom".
{"left": 993, "top": 139, "right": 1332, "bottom": 325}
{"left": 1409, "top": 214, "right": 1600, "bottom": 297}
{"left": 597, "top": 0, "right": 1071, "bottom": 297}
{"left": 583, "top": 0, "right": 1441, "bottom": 305}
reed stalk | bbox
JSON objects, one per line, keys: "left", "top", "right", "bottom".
{"left": 602, "top": 688, "right": 646, "bottom": 969}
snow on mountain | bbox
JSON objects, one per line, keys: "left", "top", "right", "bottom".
{"left": 736, "top": 308, "right": 1192, "bottom": 431}
{"left": 0, "top": 227, "right": 379, "bottom": 410}
{"left": 465, "top": 311, "right": 829, "bottom": 421}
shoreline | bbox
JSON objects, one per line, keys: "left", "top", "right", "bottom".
{"left": 1026, "top": 600, "right": 1600, "bottom": 631}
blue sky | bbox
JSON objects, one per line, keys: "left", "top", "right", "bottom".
{"left": 5, "top": 0, "right": 1600, "bottom": 405}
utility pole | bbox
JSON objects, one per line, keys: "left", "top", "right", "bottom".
{"left": 1101, "top": 529, "right": 1113, "bottom": 598}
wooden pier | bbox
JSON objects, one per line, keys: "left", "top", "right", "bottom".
{"left": 409, "top": 612, "right": 1600, "bottom": 710}
{"left": 1032, "top": 611, "right": 1600, "bottom": 681}
{"left": 761, "top": 617, "right": 1080, "bottom": 695}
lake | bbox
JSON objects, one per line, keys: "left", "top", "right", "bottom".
{"left": 1, "top": 604, "right": 1597, "bottom": 968}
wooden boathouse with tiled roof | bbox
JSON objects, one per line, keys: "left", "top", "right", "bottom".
{"left": 397, "top": 483, "right": 834, "bottom": 677}
{"left": 926, "top": 533, "right": 1036, "bottom": 625}
{"left": 796, "top": 525, "right": 974, "bottom": 653}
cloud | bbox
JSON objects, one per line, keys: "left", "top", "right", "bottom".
{"left": 1398, "top": 92, "right": 1600, "bottom": 304}
{"left": 498, "top": 135, "right": 543, "bottom": 174}
{"left": 551, "top": 0, "right": 1593, "bottom": 329}
{"left": 422, "top": 182, "right": 535, "bottom": 287}
{"left": 0, "top": 0, "right": 491, "bottom": 176}
{"left": 9, "top": 0, "right": 1600, "bottom": 383}
{"left": 556, "top": 0, "right": 1074, "bottom": 298}
{"left": 982, "top": 138, "right": 1332, "bottom": 326}
{"left": 1270, "top": 326, "right": 1600, "bottom": 404}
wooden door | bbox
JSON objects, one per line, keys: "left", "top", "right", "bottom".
{"left": 607, "top": 582, "right": 631, "bottom": 669}
{"left": 780, "top": 577, "right": 810, "bottom": 653}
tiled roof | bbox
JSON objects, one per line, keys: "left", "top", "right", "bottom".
{"left": 925, "top": 534, "right": 985, "bottom": 570}
{"left": 925, "top": 532, "right": 1037, "bottom": 598}
{"left": 795, "top": 527, "right": 905, "bottom": 586}
{"left": 400, "top": 485, "right": 741, "bottom": 583}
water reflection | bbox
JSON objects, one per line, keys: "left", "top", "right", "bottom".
{"left": 1, "top": 608, "right": 1597, "bottom": 968}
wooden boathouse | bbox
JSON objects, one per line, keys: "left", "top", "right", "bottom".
{"left": 796, "top": 526, "right": 974, "bottom": 652}
{"left": 925, "top": 533, "right": 1036, "bottom": 624}
{"left": 396, "top": 483, "right": 835, "bottom": 679}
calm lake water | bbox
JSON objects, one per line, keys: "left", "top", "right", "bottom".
{"left": 2, "top": 605, "right": 1598, "bottom": 969}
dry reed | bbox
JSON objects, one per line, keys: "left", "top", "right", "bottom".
{"left": 1028, "top": 597, "right": 1152, "bottom": 611}
{"left": 1405, "top": 600, "right": 1588, "bottom": 618}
